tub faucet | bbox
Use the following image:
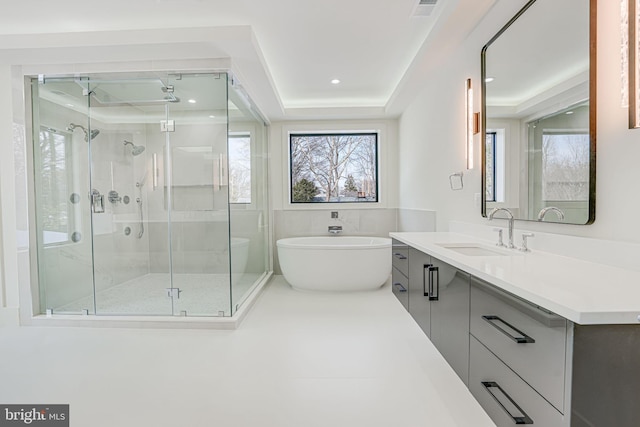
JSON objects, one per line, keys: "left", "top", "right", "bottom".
{"left": 537, "top": 206, "right": 565, "bottom": 222}
{"left": 328, "top": 225, "right": 342, "bottom": 235}
{"left": 488, "top": 208, "right": 515, "bottom": 249}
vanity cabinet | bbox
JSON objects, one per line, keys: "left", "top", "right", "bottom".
{"left": 390, "top": 240, "right": 640, "bottom": 427}
{"left": 407, "top": 247, "right": 470, "bottom": 385}
{"left": 407, "top": 247, "right": 431, "bottom": 336}
{"left": 469, "top": 277, "right": 569, "bottom": 427}
{"left": 391, "top": 239, "right": 409, "bottom": 310}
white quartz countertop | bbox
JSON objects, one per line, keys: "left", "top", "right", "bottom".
{"left": 390, "top": 232, "right": 640, "bottom": 325}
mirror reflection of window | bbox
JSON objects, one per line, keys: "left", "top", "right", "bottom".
{"left": 485, "top": 132, "right": 496, "bottom": 202}
{"left": 485, "top": 129, "right": 505, "bottom": 204}
{"left": 541, "top": 132, "right": 589, "bottom": 201}
{"left": 525, "top": 102, "right": 590, "bottom": 223}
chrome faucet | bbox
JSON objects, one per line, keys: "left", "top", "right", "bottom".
{"left": 537, "top": 206, "right": 565, "bottom": 222}
{"left": 328, "top": 225, "right": 342, "bottom": 235}
{"left": 488, "top": 208, "right": 515, "bottom": 249}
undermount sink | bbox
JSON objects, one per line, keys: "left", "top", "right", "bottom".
{"left": 437, "top": 243, "right": 510, "bottom": 257}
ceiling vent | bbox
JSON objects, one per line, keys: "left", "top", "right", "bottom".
{"left": 413, "top": 0, "right": 437, "bottom": 16}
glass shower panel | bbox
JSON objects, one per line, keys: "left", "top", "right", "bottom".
{"left": 228, "top": 82, "right": 270, "bottom": 314}
{"left": 31, "top": 72, "right": 269, "bottom": 318}
{"left": 32, "top": 79, "right": 96, "bottom": 314}
{"left": 165, "top": 73, "right": 231, "bottom": 316}
{"left": 87, "top": 77, "right": 172, "bottom": 315}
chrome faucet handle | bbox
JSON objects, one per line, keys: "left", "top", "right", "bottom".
{"left": 519, "top": 232, "right": 535, "bottom": 252}
{"left": 493, "top": 228, "right": 506, "bottom": 247}
{"left": 328, "top": 225, "right": 342, "bottom": 235}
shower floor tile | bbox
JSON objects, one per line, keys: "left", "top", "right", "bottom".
{"left": 57, "top": 273, "right": 260, "bottom": 316}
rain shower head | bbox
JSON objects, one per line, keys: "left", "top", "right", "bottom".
{"left": 124, "top": 140, "right": 146, "bottom": 156}
{"left": 67, "top": 123, "right": 100, "bottom": 141}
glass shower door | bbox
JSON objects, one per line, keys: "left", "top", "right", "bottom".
{"left": 31, "top": 78, "right": 96, "bottom": 315}
{"left": 165, "top": 73, "right": 232, "bottom": 316}
{"left": 86, "top": 77, "right": 173, "bottom": 315}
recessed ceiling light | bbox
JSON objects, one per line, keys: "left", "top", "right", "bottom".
{"left": 66, "top": 103, "right": 74, "bottom": 107}
{"left": 331, "top": 79, "right": 341, "bottom": 85}
{"left": 485, "top": 77, "right": 495, "bottom": 83}
{"left": 566, "top": 111, "right": 574, "bottom": 115}
{"left": 209, "top": 115, "right": 215, "bottom": 118}
{"left": 188, "top": 99, "right": 197, "bottom": 104}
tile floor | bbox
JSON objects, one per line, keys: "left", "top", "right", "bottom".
{"left": 0, "top": 276, "right": 495, "bottom": 427}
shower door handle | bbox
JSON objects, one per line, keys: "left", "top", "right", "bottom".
{"left": 90, "top": 189, "right": 105, "bottom": 213}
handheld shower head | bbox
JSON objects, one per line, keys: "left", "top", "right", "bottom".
{"left": 124, "top": 141, "right": 146, "bottom": 156}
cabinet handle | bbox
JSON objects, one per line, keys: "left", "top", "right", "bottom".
{"left": 428, "top": 266, "right": 439, "bottom": 301}
{"left": 422, "top": 264, "right": 433, "bottom": 297}
{"left": 481, "top": 381, "right": 533, "bottom": 425}
{"left": 393, "top": 252, "right": 407, "bottom": 260}
{"left": 393, "top": 283, "right": 407, "bottom": 292}
{"left": 482, "top": 315, "right": 535, "bottom": 344}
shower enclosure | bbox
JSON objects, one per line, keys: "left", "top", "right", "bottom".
{"left": 29, "top": 72, "right": 270, "bottom": 317}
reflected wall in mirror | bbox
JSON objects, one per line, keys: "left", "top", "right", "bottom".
{"left": 481, "top": 0, "right": 596, "bottom": 224}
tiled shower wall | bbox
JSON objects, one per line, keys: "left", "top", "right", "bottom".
{"left": 273, "top": 208, "right": 436, "bottom": 274}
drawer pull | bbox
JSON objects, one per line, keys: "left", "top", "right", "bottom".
{"left": 393, "top": 282, "right": 407, "bottom": 292}
{"left": 428, "top": 266, "right": 439, "bottom": 301}
{"left": 393, "top": 252, "right": 407, "bottom": 260}
{"left": 482, "top": 381, "right": 533, "bottom": 424}
{"left": 422, "top": 264, "right": 433, "bottom": 297}
{"left": 482, "top": 315, "right": 535, "bottom": 344}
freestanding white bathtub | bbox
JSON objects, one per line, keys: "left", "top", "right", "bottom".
{"left": 276, "top": 236, "right": 392, "bottom": 291}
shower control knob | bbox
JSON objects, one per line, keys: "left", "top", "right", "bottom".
{"left": 108, "top": 190, "right": 122, "bottom": 204}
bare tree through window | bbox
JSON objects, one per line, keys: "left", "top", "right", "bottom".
{"left": 542, "top": 132, "right": 589, "bottom": 201}
{"left": 38, "top": 128, "right": 72, "bottom": 245}
{"left": 290, "top": 133, "right": 378, "bottom": 203}
{"left": 229, "top": 135, "right": 252, "bottom": 203}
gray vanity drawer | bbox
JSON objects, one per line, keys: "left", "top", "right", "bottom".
{"left": 470, "top": 278, "right": 567, "bottom": 412}
{"left": 391, "top": 240, "right": 409, "bottom": 277}
{"left": 391, "top": 266, "right": 408, "bottom": 310}
{"left": 469, "top": 336, "right": 567, "bottom": 427}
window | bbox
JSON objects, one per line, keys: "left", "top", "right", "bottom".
{"left": 485, "top": 129, "right": 506, "bottom": 203}
{"left": 228, "top": 134, "right": 252, "bottom": 203}
{"left": 39, "top": 127, "right": 72, "bottom": 245}
{"left": 541, "top": 132, "right": 589, "bottom": 201}
{"left": 485, "top": 132, "right": 497, "bottom": 202}
{"left": 289, "top": 133, "right": 378, "bottom": 203}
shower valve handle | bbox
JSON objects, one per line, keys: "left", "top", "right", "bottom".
{"left": 90, "top": 189, "right": 105, "bottom": 213}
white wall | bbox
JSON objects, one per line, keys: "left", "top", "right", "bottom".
{"left": 0, "top": 65, "right": 20, "bottom": 325}
{"left": 269, "top": 119, "right": 437, "bottom": 272}
{"left": 398, "top": 0, "right": 640, "bottom": 242}
{"left": 270, "top": 119, "right": 400, "bottom": 211}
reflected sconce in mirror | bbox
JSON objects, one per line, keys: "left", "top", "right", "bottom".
{"left": 630, "top": 0, "right": 640, "bottom": 127}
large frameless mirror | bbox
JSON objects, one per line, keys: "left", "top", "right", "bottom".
{"left": 481, "top": 0, "right": 596, "bottom": 224}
